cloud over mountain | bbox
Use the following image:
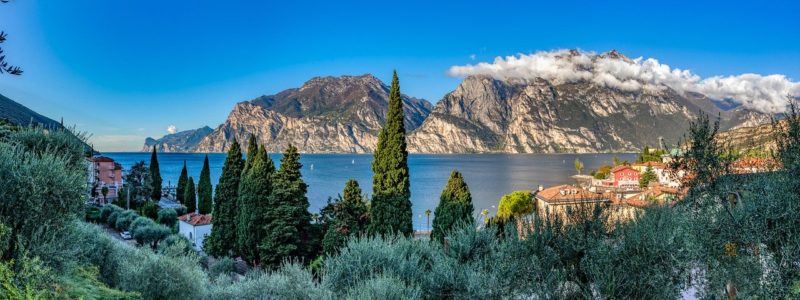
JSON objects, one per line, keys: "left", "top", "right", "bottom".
{"left": 448, "top": 49, "right": 800, "bottom": 114}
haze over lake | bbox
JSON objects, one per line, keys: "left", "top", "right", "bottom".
{"left": 105, "top": 153, "right": 637, "bottom": 230}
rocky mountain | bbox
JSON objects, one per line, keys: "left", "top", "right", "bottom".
{"left": 192, "top": 74, "right": 432, "bottom": 153}
{"left": 0, "top": 93, "right": 61, "bottom": 128}
{"left": 407, "top": 65, "right": 771, "bottom": 153}
{"left": 142, "top": 126, "right": 213, "bottom": 152}
{"left": 715, "top": 120, "right": 782, "bottom": 152}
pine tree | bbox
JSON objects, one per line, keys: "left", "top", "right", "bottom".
{"left": 176, "top": 161, "right": 188, "bottom": 204}
{"left": 323, "top": 179, "right": 369, "bottom": 254}
{"left": 237, "top": 145, "right": 274, "bottom": 265}
{"left": 639, "top": 166, "right": 658, "bottom": 188}
{"left": 431, "top": 170, "right": 474, "bottom": 243}
{"left": 206, "top": 139, "right": 244, "bottom": 257}
{"left": 149, "top": 147, "right": 162, "bottom": 200}
{"left": 197, "top": 155, "right": 213, "bottom": 214}
{"left": 184, "top": 177, "right": 196, "bottom": 213}
{"left": 369, "top": 71, "right": 412, "bottom": 237}
{"left": 260, "top": 144, "right": 311, "bottom": 267}
{"left": 243, "top": 134, "right": 258, "bottom": 173}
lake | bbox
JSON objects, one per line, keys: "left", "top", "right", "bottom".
{"left": 104, "top": 153, "right": 637, "bottom": 230}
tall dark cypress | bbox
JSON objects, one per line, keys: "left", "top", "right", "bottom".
{"left": 149, "top": 147, "right": 162, "bottom": 200}
{"left": 197, "top": 155, "right": 213, "bottom": 214}
{"left": 243, "top": 134, "right": 258, "bottom": 173}
{"left": 260, "top": 144, "right": 311, "bottom": 267}
{"left": 431, "top": 170, "right": 474, "bottom": 243}
{"left": 206, "top": 139, "right": 244, "bottom": 257}
{"left": 176, "top": 161, "right": 188, "bottom": 204}
{"left": 237, "top": 145, "right": 274, "bottom": 265}
{"left": 184, "top": 177, "right": 196, "bottom": 213}
{"left": 369, "top": 71, "right": 412, "bottom": 236}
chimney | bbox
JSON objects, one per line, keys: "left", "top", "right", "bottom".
{"left": 538, "top": 185, "right": 544, "bottom": 192}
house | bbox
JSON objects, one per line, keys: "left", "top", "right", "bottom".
{"left": 87, "top": 156, "right": 124, "bottom": 204}
{"left": 534, "top": 185, "right": 610, "bottom": 217}
{"left": 178, "top": 212, "right": 212, "bottom": 251}
{"left": 610, "top": 165, "right": 640, "bottom": 189}
{"left": 626, "top": 184, "right": 680, "bottom": 207}
{"left": 730, "top": 157, "right": 779, "bottom": 174}
{"left": 632, "top": 162, "right": 681, "bottom": 188}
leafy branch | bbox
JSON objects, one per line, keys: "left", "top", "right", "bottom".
{"left": 0, "top": 0, "right": 23, "bottom": 75}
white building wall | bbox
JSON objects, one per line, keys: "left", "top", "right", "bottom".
{"left": 178, "top": 221, "right": 212, "bottom": 251}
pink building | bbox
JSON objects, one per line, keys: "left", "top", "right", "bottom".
{"left": 611, "top": 165, "right": 639, "bottom": 189}
{"left": 87, "top": 156, "right": 123, "bottom": 203}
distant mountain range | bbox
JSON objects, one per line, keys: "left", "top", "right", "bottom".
{"left": 142, "top": 126, "right": 213, "bottom": 152}
{"left": 0, "top": 93, "right": 61, "bottom": 128}
{"left": 142, "top": 51, "right": 776, "bottom": 153}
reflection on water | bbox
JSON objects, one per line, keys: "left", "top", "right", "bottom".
{"left": 105, "top": 152, "right": 638, "bottom": 230}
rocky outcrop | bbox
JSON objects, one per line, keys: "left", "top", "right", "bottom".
{"left": 407, "top": 72, "right": 771, "bottom": 153}
{"left": 715, "top": 120, "right": 782, "bottom": 152}
{"left": 193, "top": 74, "right": 432, "bottom": 153}
{"left": 142, "top": 126, "right": 213, "bottom": 152}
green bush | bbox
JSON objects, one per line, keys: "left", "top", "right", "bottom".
{"left": 344, "top": 275, "right": 421, "bottom": 299}
{"left": 208, "top": 257, "right": 236, "bottom": 279}
{"left": 497, "top": 190, "right": 534, "bottom": 220}
{"left": 205, "top": 263, "right": 332, "bottom": 300}
{"left": 115, "top": 210, "right": 138, "bottom": 231}
{"left": 100, "top": 205, "right": 123, "bottom": 224}
{"left": 158, "top": 234, "right": 193, "bottom": 256}
{"left": 133, "top": 223, "right": 171, "bottom": 249}
{"left": 157, "top": 208, "right": 178, "bottom": 228}
{"left": 142, "top": 201, "right": 159, "bottom": 220}
{"left": 128, "top": 217, "right": 155, "bottom": 235}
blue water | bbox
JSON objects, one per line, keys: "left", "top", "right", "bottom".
{"left": 105, "top": 153, "right": 637, "bottom": 230}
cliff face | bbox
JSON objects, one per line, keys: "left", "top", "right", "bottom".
{"left": 142, "top": 126, "right": 213, "bottom": 152}
{"left": 192, "top": 74, "right": 432, "bottom": 153}
{"left": 407, "top": 75, "right": 770, "bottom": 153}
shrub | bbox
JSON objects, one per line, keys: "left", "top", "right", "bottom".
{"left": 128, "top": 217, "right": 155, "bottom": 235}
{"left": 142, "top": 201, "right": 159, "bottom": 220}
{"left": 158, "top": 234, "right": 193, "bottom": 256}
{"left": 100, "top": 205, "right": 123, "bottom": 224}
{"left": 205, "top": 263, "right": 332, "bottom": 300}
{"left": 133, "top": 223, "right": 171, "bottom": 249}
{"left": 114, "top": 210, "right": 138, "bottom": 231}
{"left": 157, "top": 208, "right": 178, "bottom": 228}
{"left": 209, "top": 257, "right": 236, "bottom": 279}
{"left": 344, "top": 275, "right": 422, "bottom": 299}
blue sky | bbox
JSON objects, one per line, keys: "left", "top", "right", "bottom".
{"left": 0, "top": 0, "right": 798, "bottom": 151}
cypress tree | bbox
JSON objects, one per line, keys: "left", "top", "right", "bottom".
{"left": 323, "top": 179, "right": 369, "bottom": 254}
{"left": 260, "top": 144, "right": 311, "bottom": 267}
{"left": 149, "top": 147, "right": 162, "bottom": 200}
{"left": 243, "top": 134, "right": 258, "bottom": 173}
{"left": 184, "top": 177, "right": 196, "bottom": 213}
{"left": 197, "top": 155, "right": 213, "bottom": 214}
{"left": 237, "top": 145, "right": 274, "bottom": 265}
{"left": 369, "top": 71, "right": 412, "bottom": 236}
{"left": 176, "top": 161, "right": 188, "bottom": 204}
{"left": 431, "top": 170, "right": 474, "bottom": 243}
{"left": 206, "top": 139, "right": 244, "bottom": 257}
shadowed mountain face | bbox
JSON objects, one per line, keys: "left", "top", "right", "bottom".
{"left": 143, "top": 126, "right": 213, "bottom": 152}
{"left": 0, "top": 93, "right": 61, "bottom": 128}
{"left": 406, "top": 74, "right": 771, "bottom": 153}
{"left": 144, "top": 64, "right": 773, "bottom": 154}
{"left": 192, "top": 74, "right": 432, "bottom": 153}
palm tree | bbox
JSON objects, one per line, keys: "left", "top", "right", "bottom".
{"left": 424, "top": 209, "right": 431, "bottom": 231}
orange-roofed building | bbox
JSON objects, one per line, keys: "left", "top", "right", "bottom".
{"left": 611, "top": 165, "right": 640, "bottom": 189}
{"left": 178, "top": 212, "right": 212, "bottom": 251}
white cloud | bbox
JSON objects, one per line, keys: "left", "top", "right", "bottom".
{"left": 448, "top": 49, "right": 800, "bottom": 114}
{"left": 167, "top": 125, "right": 178, "bottom": 134}
{"left": 469, "top": 54, "right": 477, "bottom": 60}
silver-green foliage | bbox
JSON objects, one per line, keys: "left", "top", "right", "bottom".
{"left": 205, "top": 263, "right": 333, "bottom": 300}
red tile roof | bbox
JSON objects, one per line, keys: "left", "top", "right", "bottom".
{"left": 536, "top": 185, "right": 609, "bottom": 204}
{"left": 92, "top": 156, "right": 115, "bottom": 163}
{"left": 611, "top": 165, "right": 635, "bottom": 173}
{"left": 179, "top": 213, "right": 212, "bottom": 226}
